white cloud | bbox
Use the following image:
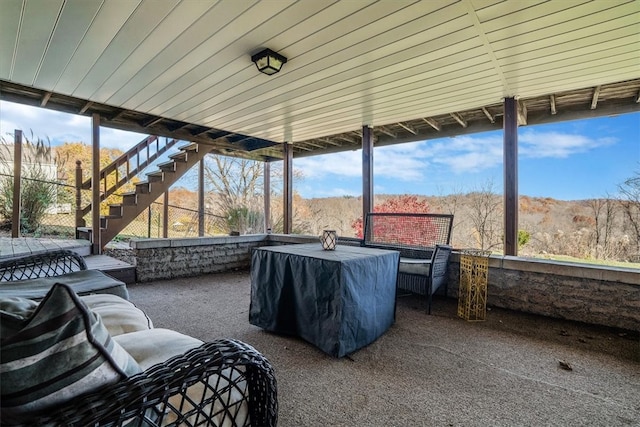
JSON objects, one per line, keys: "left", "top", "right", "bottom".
{"left": 519, "top": 130, "right": 615, "bottom": 158}
{"left": 1, "top": 101, "right": 148, "bottom": 151}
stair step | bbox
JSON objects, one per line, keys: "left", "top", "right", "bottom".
{"left": 147, "top": 171, "right": 164, "bottom": 182}
{"left": 179, "top": 142, "right": 198, "bottom": 152}
{"left": 169, "top": 152, "right": 187, "bottom": 162}
{"left": 109, "top": 204, "right": 123, "bottom": 216}
{"left": 122, "top": 192, "right": 137, "bottom": 205}
{"left": 84, "top": 255, "right": 136, "bottom": 285}
{"left": 135, "top": 181, "right": 151, "bottom": 194}
{"left": 158, "top": 161, "right": 175, "bottom": 171}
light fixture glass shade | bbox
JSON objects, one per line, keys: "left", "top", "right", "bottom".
{"left": 251, "top": 48, "right": 287, "bottom": 75}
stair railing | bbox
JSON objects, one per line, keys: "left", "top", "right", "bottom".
{"left": 77, "top": 135, "right": 179, "bottom": 219}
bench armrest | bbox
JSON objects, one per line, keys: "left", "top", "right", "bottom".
{"left": 0, "top": 250, "right": 87, "bottom": 282}
{"left": 8, "top": 339, "right": 278, "bottom": 427}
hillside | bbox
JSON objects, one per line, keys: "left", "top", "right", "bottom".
{"left": 304, "top": 194, "right": 635, "bottom": 262}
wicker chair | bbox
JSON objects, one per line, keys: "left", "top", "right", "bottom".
{"left": 363, "top": 212, "right": 454, "bottom": 314}
{"left": 6, "top": 338, "right": 278, "bottom": 427}
{"left": 0, "top": 249, "right": 87, "bottom": 281}
{"left": 0, "top": 249, "right": 128, "bottom": 300}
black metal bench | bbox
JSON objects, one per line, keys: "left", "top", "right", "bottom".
{"left": 363, "top": 213, "right": 454, "bottom": 314}
{"left": 0, "top": 249, "right": 128, "bottom": 300}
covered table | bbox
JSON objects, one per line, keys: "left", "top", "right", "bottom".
{"left": 249, "top": 243, "right": 399, "bottom": 357}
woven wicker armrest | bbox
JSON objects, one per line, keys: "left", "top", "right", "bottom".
{"left": 0, "top": 249, "right": 87, "bottom": 281}
{"left": 10, "top": 338, "right": 278, "bottom": 427}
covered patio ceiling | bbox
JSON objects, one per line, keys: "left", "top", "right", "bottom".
{"left": 1, "top": 0, "right": 639, "bottom": 161}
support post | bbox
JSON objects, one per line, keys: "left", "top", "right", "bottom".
{"left": 264, "top": 161, "right": 271, "bottom": 233}
{"left": 283, "top": 143, "right": 293, "bottom": 234}
{"left": 75, "top": 160, "right": 85, "bottom": 238}
{"left": 198, "top": 159, "right": 205, "bottom": 236}
{"left": 503, "top": 97, "right": 518, "bottom": 256}
{"left": 362, "top": 125, "right": 374, "bottom": 224}
{"left": 11, "top": 130, "right": 22, "bottom": 238}
{"left": 91, "top": 114, "right": 101, "bottom": 254}
{"left": 163, "top": 191, "right": 169, "bottom": 238}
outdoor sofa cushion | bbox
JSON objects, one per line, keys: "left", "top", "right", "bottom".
{"left": 114, "top": 329, "right": 250, "bottom": 426}
{"left": 82, "top": 293, "right": 153, "bottom": 336}
{"left": 0, "top": 283, "right": 141, "bottom": 423}
{"left": 0, "top": 269, "right": 129, "bottom": 301}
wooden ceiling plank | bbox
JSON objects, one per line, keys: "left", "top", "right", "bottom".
{"left": 253, "top": 75, "right": 502, "bottom": 134}
{"left": 12, "top": 0, "right": 65, "bottom": 85}
{"left": 124, "top": 0, "right": 299, "bottom": 111}
{"left": 219, "top": 46, "right": 489, "bottom": 132}
{"left": 54, "top": 1, "right": 141, "bottom": 95}
{"left": 482, "top": 0, "right": 616, "bottom": 41}
{"left": 491, "top": 12, "right": 639, "bottom": 55}
{"left": 73, "top": 0, "right": 182, "bottom": 100}
{"left": 0, "top": 0, "right": 23, "bottom": 80}
{"left": 136, "top": 0, "right": 347, "bottom": 114}
{"left": 229, "top": 59, "right": 496, "bottom": 135}
{"left": 91, "top": 1, "right": 216, "bottom": 104}
{"left": 174, "top": 5, "right": 473, "bottom": 124}
{"left": 34, "top": 1, "right": 103, "bottom": 89}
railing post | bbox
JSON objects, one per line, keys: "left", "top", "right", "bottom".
{"left": 163, "top": 192, "right": 169, "bottom": 238}
{"left": 75, "top": 160, "right": 85, "bottom": 237}
{"left": 11, "top": 129, "right": 22, "bottom": 238}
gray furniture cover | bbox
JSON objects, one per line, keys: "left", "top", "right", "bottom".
{"left": 250, "top": 243, "right": 399, "bottom": 357}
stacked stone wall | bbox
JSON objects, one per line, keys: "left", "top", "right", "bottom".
{"left": 448, "top": 257, "right": 639, "bottom": 331}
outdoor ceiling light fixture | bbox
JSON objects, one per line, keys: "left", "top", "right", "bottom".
{"left": 251, "top": 48, "right": 287, "bottom": 75}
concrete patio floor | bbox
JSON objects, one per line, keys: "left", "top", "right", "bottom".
{"left": 127, "top": 270, "right": 639, "bottom": 427}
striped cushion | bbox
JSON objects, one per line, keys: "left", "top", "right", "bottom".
{"left": 0, "top": 283, "right": 141, "bottom": 423}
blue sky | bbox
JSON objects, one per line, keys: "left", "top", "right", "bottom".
{"left": 1, "top": 100, "right": 638, "bottom": 201}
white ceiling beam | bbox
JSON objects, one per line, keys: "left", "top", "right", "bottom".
{"left": 481, "top": 107, "right": 495, "bottom": 123}
{"left": 550, "top": 95, "right": 557, "bottom": 115}
{"left": 518, "top": 100, "right": 527, "bottom": 125}
{"left": 450, "top": 112, "right": 467, "bottom": 128}
{"left": 398, "top": 122, "right": 417, "bottom": 135}
{"left": 79, "top": 102, "right": 93, "bottom": 114}
{"left": 40, "top": 92, "right": 52, "bottom": 107}
{"left": 591, "top": 85, "right": 601, "bottom": 110}
{"left": 423, "top": 117, "right": 441, "bottom": 131}
{"left": 378, "top": 127, "right": 396, "bottom": 138}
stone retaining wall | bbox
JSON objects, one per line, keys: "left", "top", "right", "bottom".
{"left": 447, "top": 254, "right": 639, "bottom": 331}
{"left": 128, "top": 234, "right": 639, "bottom": 331}
{"left": 130, "top": 235, "right": 266, "bottom": 282}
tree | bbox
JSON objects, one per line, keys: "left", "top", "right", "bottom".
{"left": 0, "top": 133, "right": 63, "bottom": 233}
{"left": 55, "top": 142, "right": 131, "bottom": 216}
{"left": 467, "top": 180, "right": 502, "bottom": 251}
{"left": 351, "top": 195, "right": 432, "bottom": 239}
{"left": 203, "top": 155, "right": 265, "bottom": 234}
{"left": 618, "top": 170, "right": 640, "bottom": 257}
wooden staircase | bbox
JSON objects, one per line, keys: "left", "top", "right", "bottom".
{"left": 79, "top": 139, "right": 214, "bottom": 245}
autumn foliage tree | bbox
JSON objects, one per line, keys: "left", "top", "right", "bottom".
{"left": 351, "top": 195, "right": 433, "bottom": 242}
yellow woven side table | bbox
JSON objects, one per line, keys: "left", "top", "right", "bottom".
{"left": 458, "top": 249, "right": 491, "bottom": 321}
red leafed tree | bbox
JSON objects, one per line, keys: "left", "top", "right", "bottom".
{"left": 351, "top": 196, "right": 435, "bottom": 244}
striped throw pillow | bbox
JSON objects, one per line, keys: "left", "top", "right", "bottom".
{"left": 0, "top": 283, "right": 141, "bottom": 423}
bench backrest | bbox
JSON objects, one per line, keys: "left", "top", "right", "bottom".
{"left": 363, "top": 213, "right": 453, "bottom": 257}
